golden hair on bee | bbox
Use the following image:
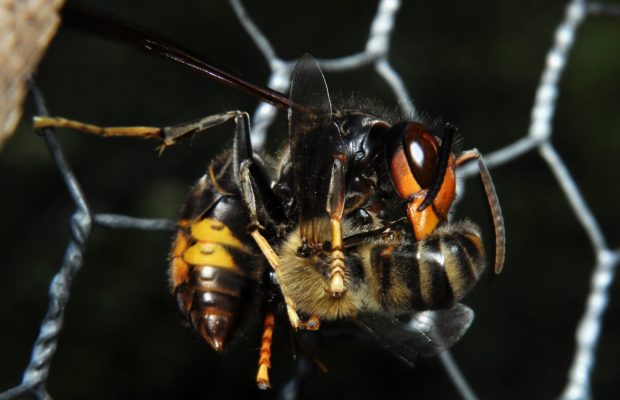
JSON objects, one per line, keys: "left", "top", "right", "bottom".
{"left": 278, "top": 217, "right": 380, "bottom": 320}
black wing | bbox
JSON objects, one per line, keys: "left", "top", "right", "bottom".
{"left": 355, "top": 304, "right": 475, "bottom": 367}
{"left": 288, "top": 54, "right": 344, "bottom": 242}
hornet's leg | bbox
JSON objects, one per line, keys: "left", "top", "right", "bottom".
{"left": 231, "top": 117, "right": 304, "bottom": 330}
{"left": 34, "top": 111, "right": 249, "bottom": 155}
{"left": 239, "top": 160, "right": 302, "bottom": 329}
{"left": 256, "top": 310, "right": 276, "bottom": 389}
{"left": 326, "top": 153, "right": 347, "bottom": 297}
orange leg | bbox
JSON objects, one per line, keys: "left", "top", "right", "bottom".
{"left": 256, "top": 311, "right": 276, "bottom": 390}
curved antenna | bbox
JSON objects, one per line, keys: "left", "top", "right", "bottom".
{"left": 60, "top": 4, "right": 298, "bottom": 112}
{"left": 456, "top": 150, "right": 506, "bottom": 274}
{"left": 477, "top": 155, "right": 506, "bottom": 274}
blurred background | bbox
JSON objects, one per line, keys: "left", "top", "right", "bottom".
{"left": 1, "top": 0, "right": 619, "bottom": 398}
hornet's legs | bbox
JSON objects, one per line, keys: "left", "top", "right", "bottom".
{"left": 231, "top": 116, "right": 306, "bottom": 331}
{"left": 326, "top": 153, "right": 347, "bottom": 297}
{"left": 239, "top": 160, "right": 301, "bottom": 329}
{"left": 34, "top": 111, "right": 248, "bottom": 155}
{"left": 256, "top": 310, "right": 275, "bottom": 389}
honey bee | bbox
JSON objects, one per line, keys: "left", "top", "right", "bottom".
{"left": 34, "top": 4, "right": 505, "bottom": 390}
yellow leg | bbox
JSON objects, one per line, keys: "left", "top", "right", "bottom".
{"left": 33, "top": 111, "right": 248, "bottom": 154}
{"left": 250, "top": 229, "right": 321, "bottom": 332}
{"left": 33, "top": 116, "right": 162, "bottom": 139}
{"left": 326, "top": 154, "right": 347, "bottom": 297}
{"left": 328, "top": 218, "right": 346, "bottom": 296}
{"left": 239, "top": 159, "right": 302, "bottom": 329}
{"left": 249, "top": 230, "right": 301, "bottom": 329}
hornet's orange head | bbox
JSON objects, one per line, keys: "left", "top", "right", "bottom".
{"left": 385, "top": 121, "right": 456, "bottom": 240}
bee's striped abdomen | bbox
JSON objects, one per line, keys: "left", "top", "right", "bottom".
{"left": 366, "top": 220, "right": 486, "bottom": 312}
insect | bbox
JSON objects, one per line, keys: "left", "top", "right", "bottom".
{"left": 34, "top": 4, "right": 505, "bottom": 390}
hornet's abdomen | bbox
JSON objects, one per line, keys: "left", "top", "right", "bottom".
{"left": 170, "top": 191, "right": 260, "bottom": 351}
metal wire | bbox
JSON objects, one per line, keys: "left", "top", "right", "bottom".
{"left": 230, "top": 0, "right": 413, "bottom": 150}
{"left": 457, "top": 1, "right": 619, "bottom": 398}
{"left": 93, "top": 213, "right": 175, "bottom": 231}
{"left": 1, "top": 0, "right": 617, "bottom": 399}
{"left": 438, "top": 351, "right": 478, "bottom": 400}
{"left": 0, "top": 80, "right": 93, "bottom": 400}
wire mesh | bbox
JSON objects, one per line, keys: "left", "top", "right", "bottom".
{"left": 0, "top": 0, "right": 618, "bottom": 399}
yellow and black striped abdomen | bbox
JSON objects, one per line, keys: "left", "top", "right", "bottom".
{"left": 364, "top": 220, "right": 486, "bottom": 312}
{"left": 170, "top": 195, "right": 260, "bottom": 351}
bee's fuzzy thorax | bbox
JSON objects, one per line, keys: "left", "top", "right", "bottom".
{"left": 278, "top": 218, "right": 379, "bottom": 320}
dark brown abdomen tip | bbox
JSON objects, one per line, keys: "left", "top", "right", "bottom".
{"left": 192, "top": 311, "right": 233, "bottom": 352}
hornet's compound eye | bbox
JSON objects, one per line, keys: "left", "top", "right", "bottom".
{"left": 403, "top": 123, "right": 440, "bottom": 189}
{"left": 386, "top": 122, "right": 440, "bottom": 200}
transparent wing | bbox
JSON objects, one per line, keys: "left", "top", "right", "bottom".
{"left": 288, "top": 54, "right": 344, "bottom": 240}
{"left": 289, "top": 54, "right": 332, "bottom": 117}
{"left": 355, "top": 304, "right": 475, "bottom": 367}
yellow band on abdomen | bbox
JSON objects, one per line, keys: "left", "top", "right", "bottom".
{"left": 190, "top": 218, "right": 247, "bottom": 252}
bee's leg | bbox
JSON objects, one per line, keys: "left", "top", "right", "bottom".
{"left": 326, "top": 153, "right": 347, "bottom": 297}
{"left": 238, "top": 159, "right": 301, "bottom": 329}
{"left": 34, "top": 111, "right": 248, "bottom": 155}
{"left": 456, "top": 149, "right": 505, "bottom": 274}
{"left": 256, "top": 310, "right": 275, "bottom": 389}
